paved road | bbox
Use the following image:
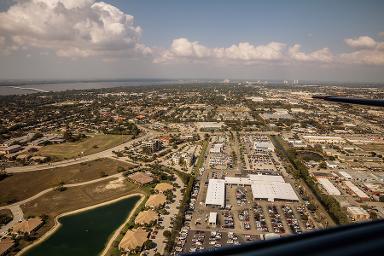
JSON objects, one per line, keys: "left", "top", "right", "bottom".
{"left": 5, "top": 131, "right": 156, "bottom": 173}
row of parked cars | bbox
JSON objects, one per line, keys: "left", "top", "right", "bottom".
{"left": 254, "top": 203, "right": 269, "bottom": 232}
{"left": 282, "top": 205, "right": 302, "bottom": 234}
{"left": 238, "top": 209, "right": 251, "bottom": 230}
{"left": 173, "top": 180, "right": 201, "bottom": 254}
{"left": 268, "top": 205, "right": 286, "bottom": 233}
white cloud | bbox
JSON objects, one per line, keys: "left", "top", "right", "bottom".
{"left": 155, "top": 38, "right": 286, "bottom": 63}
{"left": 156, "top": 38, "right": 336, "bottom": 64}
{"left": 288, "top": 44, "right": 333, "bottom": 63}
{"left": 0, "top": 0, "right": 151, "bottom": 58}
{"left": 344, "top": 36, "right": 377, "bottom": 49}
{"left": 340, "top": 50, "right": 384, "bottom": 65}
{"left": 341, "top": 35, "right": 384, "bottom": 65}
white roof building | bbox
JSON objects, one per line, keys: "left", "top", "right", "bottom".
{"left": 253, "top": 141, "right": 275, "bottom": 152}
{"left": 205, "top": 179, "right": 226, "bottom": 207}
{"left": 303, "top": 135, "right": 345, "bottom": 144}
{"left": 210, "top": 143, "right": 224, "bottom": 153}
{"left": 208, "top": 212, "right": 218, "bottom": 226}
{"left": 251, "top": 182, "right": 299, "bottom": 202}
{"left": 339, "top": 171, "right": 353, "bottom": 180}
{"left": 317, "top": 178, "right": 341, "bottom": 195}
{"left": 206, "top": 174, "right": 299, "bottom": 207}
{"left": 344, "top": 181, "right": 370, "bottom": 200}
{"left": 196, "top": 122, "right": 225, "bottom": 130}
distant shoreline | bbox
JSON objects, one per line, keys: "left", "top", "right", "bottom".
{"left": 17, "top": 193, "right": 144, "bottom": 256}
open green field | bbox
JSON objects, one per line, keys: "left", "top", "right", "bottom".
{"left": 0, "top": 158, "right": 134, "bottom": 206}
{"left": 38, "top": 134, "right": 131, "bottom": 161}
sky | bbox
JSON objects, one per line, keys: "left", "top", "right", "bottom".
{"left": 0, "top": 0, "right": 384, "bottom": 82}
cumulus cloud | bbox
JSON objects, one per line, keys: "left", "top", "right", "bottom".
{"left": 0, "top": 0, "right": 151, "bottom": 58}
{"left": 340, "top": 50, "right": 384, "bottom": 65}
{"left": 288, "top": 44, "right": 333, "bottom": 63}
{"left": 155, "top": 38, "right": 286, "bottom": 63}
{"left": 341, "top": 35, "right": 384, "bottom": 65}
{"left": 344, "top": 36, "right": 377, "bottom": 49}
{"left": 155, "top": 38, "right": 336, "bottom": 64}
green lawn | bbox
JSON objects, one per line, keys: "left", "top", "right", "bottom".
{"left": 38, "top": 134, "right": 131, "bottom": 160}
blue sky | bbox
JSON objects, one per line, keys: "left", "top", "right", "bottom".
{"left": 107, "top": 0, "right": 384, "bottom": 49}
{"left": 0, "top": 0, "right": 383, "bottom": 82}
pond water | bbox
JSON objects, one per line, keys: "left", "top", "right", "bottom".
{"left": 25, "top": 195, "right": 140, "bottom": 256}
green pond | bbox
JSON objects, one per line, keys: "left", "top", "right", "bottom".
{"left": 25, "top": 195, "right": 140, "bottom": 256}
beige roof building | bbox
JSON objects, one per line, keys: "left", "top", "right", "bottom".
{"left": 155, "top": 182, "right": 173, "bottom": 193}
{"left": 11, "top": 217, "right": 43, "bottom": 234}
{"left": 134, "top": 210, "right": 158, "bottom": 225}
{"left": 145, "top": 194, "right": 167, "bottom": 208}
{"left": 119, "top": 228, "right": 149, "bottom": 252}
{"left": 0, "top": 238, "right": 14, "bottom": 256}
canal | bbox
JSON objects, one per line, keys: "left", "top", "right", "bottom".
{"left": 25, "top": 195, "right": 140, "bottom": 256}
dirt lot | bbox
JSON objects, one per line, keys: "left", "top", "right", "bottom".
{"left": 21, "top": 178, "right": 139, "bottom": 219}
{"left": 38, "top": 134, "right": 131, "bottom": 160}
{"left": 0, "top": 158, "right": 134, "bottom": 206}
{"left": 359, "top": 144, "right": 384, "bottom": 154}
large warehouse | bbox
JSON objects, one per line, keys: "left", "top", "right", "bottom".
{"left": 205, "top": 179, "right": 226, "bottom": 207}
{"left": 205, "top": 174, "right": 299, "bottom": 207}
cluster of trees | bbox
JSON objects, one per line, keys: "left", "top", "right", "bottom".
{"left": 272, "top": 136, "right": 349, "bottom": 225}
{"left": 104, "top": 122, "right": 140, "bottom": 137}
{"left": 0, "top": 212, "right": 12, "bottom": 226}
{"left": 165, "top": 139, "right": 208, "bottom": 253}
{"left": 63, "top": 129, "right": 86, "bottom": 142}
{"left": 0, "top": 170, "right": 10, "bottom": 181}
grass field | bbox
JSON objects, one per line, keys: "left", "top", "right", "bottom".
{"left": 38, "top": 134, "right": 131, "bottom": 161}
{"left": 0, "top": 158, "right": 134, "bottom": 206}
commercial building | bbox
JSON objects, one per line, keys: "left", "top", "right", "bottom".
{"left": 339, "top": 171, "right": 353, "bottom": 180}
{"left": 205, "top": 179, "right": 226, "bottom": 208}
{"left": 208, "top": 212, "right": 218, "bottom": 226}
{"left": 205, "top": 174, "right": 299, "bottom": 207}
{"left": 302, "top": 135, "right": 345, "bottom": 144}
{"left": 196, "top": 122, "right": 225, "bottom": 131}
{"left": 347, "top": 206, "right": 370, "bottom": 221}
{"left": 210, "top": 143, "right": 224, "bottom": 153}
{"left": 253, "top": 141, "right": 275, "bottom": 152}
{"left": 250, "top": 182, "right": 299, "bottom": 202}
{"left": 344, "top": 181, "right": 370, "bottom": 201}
{"left": 317, "top": 178, "right": 341, "bottom": 196}
{"left": 143, "top": 139, "right": 163, "bottom": 153}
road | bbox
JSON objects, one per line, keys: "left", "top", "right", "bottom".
{"left": 5, "top": 130, "right": 156, "bottom": 173}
